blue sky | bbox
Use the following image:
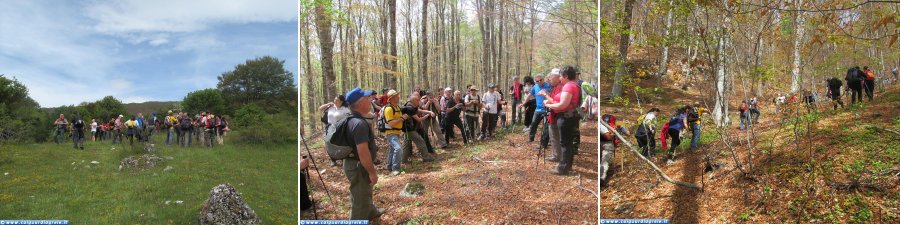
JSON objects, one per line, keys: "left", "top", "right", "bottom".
{"left": 0, "top": 0, "right": 298, "bottom": 108}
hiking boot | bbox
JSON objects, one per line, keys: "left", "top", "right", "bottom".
{"left": 390, "top": 171, "right": 401, "bottom": 176}
{"left": 328, "top": 160, "right": 337, "bottom": 167}
{"left": 549, "top": 168, "right": 569, "bottom": 175}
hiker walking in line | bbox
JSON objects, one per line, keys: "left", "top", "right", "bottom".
{"left": 480, "top": 84, "right": 502, "bottom": 140}
{"left": 53, "top": 114, "right": 69, "bottom": 144}
{"left": 739, "top": 100, "right": 749, "bottom": 130}
{"left": 401, "top": 91, "right": 436, "bottom": 164}
{"left": 509, "top": 76, "right": 524, "bottom": 126}
{"left": 203, "top": 114, "right": 217, "bottom": 147}
{"left": 862, "top": 66, "right": 876, "bottom": 101}
{"left": 665, "top": 107, "right": 688, "bottom": 162}
{"left": 846, "top": 66, "right": 864, "bottom": 104}
{"left": 71, "top": 114, "right": 85, "bottom": 150}
{"left": 688, "top": 103, "right": 705, "bottom": 150}
{"left": 336, "top": 87, "right": 385, "bottom": 220}
{"left": 420, "top": 91, "right": 447, "bottom": 148}
{"left": 826, "top": 77, "right": 844, "bottom": 110}
{"left": 441, "top": 88, "right": 468, "bottom": 145}
{"left": 463, "top": 86, "right": 482, "bottom": 142}
{"left": 749, "top": 97, "right": 760, "bottom": 124}
{"left": 544, "top": 66, "right": 582, "bottom": 175}
{"left": 635, "top": 108, "right": 660, "bottom": 157}
{"left": 320, "top": 95, "right": 352, "bottom": 166}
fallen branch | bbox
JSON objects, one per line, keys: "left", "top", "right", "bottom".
{"left": 471, "top": 155, "right": 514, "bottom": 165}
{"left": 600, "top": 120, "right": 702, "bottom": 190}
{"left": 869, "top": 125, "right": 900, "bottom": 137}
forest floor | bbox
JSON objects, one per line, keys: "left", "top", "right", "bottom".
{"left": 599, "top": 76, "right": 900, "bottom": 223}
{"left": 301, "top": 120, "right": 599, "bottom": 224}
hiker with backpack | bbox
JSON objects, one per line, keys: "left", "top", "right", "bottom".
{"left": 543, "top": 66, "right": 582, "bottom": 175}
{"left": 334, "top": 87, "right": 386, "bottom": 220}
{"left": 687, "top": 103, "right": 705, "bottom": 150}
{"left": 165, "top": 111, "right": 176, "bottom": 145}
{"left": 480, "top": 84, "right": 503, "bottom": 140}
{"left": 846, "top": 66, "right": 864, "bottom": 104}
{"left": 124, "top": 115, "right": 139, "bottom": 145}
{"left": 53, "top": 114, "right": 69, "bottom": 144}
{"left": 420, "top": 91, "right": 447, "bottom": 148}
{"left": 71, "top": 114, "right": 85, "bottom": 150}
{"left": 401, "top": 92, "right": 436, "bottom": 165}
{"left": 463, "top": 86, "right": 482, "bottom": 142}
{"left": 441, "top": 88, "right": 468, "bottom": 146}
{"left": 664, "top": 107, "right": 688, "bottom": 161}
{"left": 320, "top": 95, "right": 352, "bottom": 166}
{"left": 748, "top": 98, "right": 760, "bottom": 124}
{"left": 862, "top": 66, "right": 875, "bottom": 101}
{"left": 178, "top": 112, "right": 193, "bottom": 147}
{"left": 527, "top": 74, "right": 553, "bottom": 147}
{"left": 739, "top": 100, "right": 749, "bottom": 130}
{"left": 826, "top": 77, "right": 844, "bottom": 110}
{"left": 635, "top": 108, "right": 660, "bottom": 157}
{"left": 113, "top": 115, "right": 123, "bottom": 144}
{"left": 379, "top": 89, "right": 407, "bottom": 175}
{"left": 509, "top": 76, "right": 524, "bottom": 126}
{"left": 202, "top": 114, "right": 217, "bottom": 147}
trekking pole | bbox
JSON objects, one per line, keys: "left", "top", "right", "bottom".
{"left": 299, "top": 131, "right": 333, "bottom": 202}
{"left": 303, "top": 168, "right": 319, "bottom": 220}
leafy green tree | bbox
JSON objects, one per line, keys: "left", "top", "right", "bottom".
{"left": 0, "top": 75, "right": 47, "bottom": 143}
{"left": 182, "top": 88, "right": 225, "bottom": 115}
{"left": 217, "top": 56, "right": 297, "bottom": 114}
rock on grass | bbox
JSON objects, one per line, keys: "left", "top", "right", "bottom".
{"left": 198, "top": 183, "right": 260, "bottom": 225}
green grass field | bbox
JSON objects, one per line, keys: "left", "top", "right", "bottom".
{"left": 0, "top": 132, "right": 297, "bottom": 224}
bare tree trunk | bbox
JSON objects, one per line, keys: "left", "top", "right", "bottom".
{"left": 610, "top": 0, "right": 636, "bottom": 98}
{"left": 420, "top": 0, "right": 431, "bottom": 89}
{"left": 314, "top": 2, "right": 337, "bottom": 102}
{"left": 790, "top": 0, "right": 804, "bottom": 93}
{"left": 657, "top": 0, "right": 674, "bottom": 79}
{"left": 713, "top": 3, "right": 731, "bottom": 127}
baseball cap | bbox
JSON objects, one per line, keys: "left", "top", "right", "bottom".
{"left": 345, "top": 87, "right": 375, "bottom": 106}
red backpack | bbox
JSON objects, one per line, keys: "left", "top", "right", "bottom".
{"left": 865, "top": 70, "right": 875, "bottom": 80}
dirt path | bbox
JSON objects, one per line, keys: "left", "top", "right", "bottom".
{"left": 302, "top": 121, "right": 599, "bottom": 224}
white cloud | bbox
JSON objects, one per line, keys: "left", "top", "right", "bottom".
{"left": 85, "top": 0, "right": 297, "bottom": 34}
{"left": 122, "top": 96, "right": 151, "bottom": 104}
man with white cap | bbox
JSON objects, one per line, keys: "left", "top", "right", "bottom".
{"left": 340, "top": 87, "right": 386, "bottom": 220}
{"left": 463, "top": 85, "right": 482, "bottom": 141}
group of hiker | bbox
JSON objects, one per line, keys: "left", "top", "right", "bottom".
{"left": 302, "top": 65, "right": 595, "bottom": 220}
{"left": 599, "top": 103, "right": 706, "bottom": 186}
{"left": 51, "top": 110, "right": 230, "bottom": 149}
{"left": 162, "top": 111, "right": 230, "bottom": 148}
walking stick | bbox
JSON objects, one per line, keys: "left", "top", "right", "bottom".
{"left": 302, "top": 168, "right": 318, "bottom": 220}
{"left": 299, "top": 131, "right": 333, "bottom": 205}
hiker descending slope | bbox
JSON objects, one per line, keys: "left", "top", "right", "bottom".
{"left": 826, "top": 77, "right": 845, "bottom": 110}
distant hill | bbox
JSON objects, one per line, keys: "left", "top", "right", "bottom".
{"left": 41, "top": 101, "right": 181, "bottom": 116}
{"left": 123, "top": 101, "right": 180, "bottom": 115}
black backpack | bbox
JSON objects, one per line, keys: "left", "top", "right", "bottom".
{"left": 320, "top": 108, "right": 329, "bottom": 125}
{"left": 687, "top": 107, "right": 700, "bottom": 123}
{"left": 180, "top": 117, "right": 192, "bottom": 129}
{"left": 376, "top": 105, "right": 393, "bottom": 132}
{"left": 325, "top": 113, "right": 359, "bottom": 160}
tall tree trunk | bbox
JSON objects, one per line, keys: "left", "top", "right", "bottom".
{"left": 713, "top": 4, "right": 732, "bottom": 127}
{"left": 610, "top": 0, "right": 636, "bottom": 98}
{"left": 421, "top": 0, "right": 431, "bottom": 89}
{"left": 790, "top": 0, "right": 804, "bottom": 93}
{"left": 388, "top": 0, "right": 398, "bottom": 88}
{"left": 657, "top": 0, "right": 674, "bottom": 79}
{"left": 314, "top": 3, "right": 337, "bottom": 102}
{"left": 302, "top": 14, "right": 317, "bottom": 131}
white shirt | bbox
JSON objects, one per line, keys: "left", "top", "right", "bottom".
{"left": 326, "top": 106, "right": 352, "bottom": 124}
{"left": 90, "top": 122, "right": 98, "bottom": 132}
{"left": 482, "top": 91, "right": 500, "bottom": 114}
